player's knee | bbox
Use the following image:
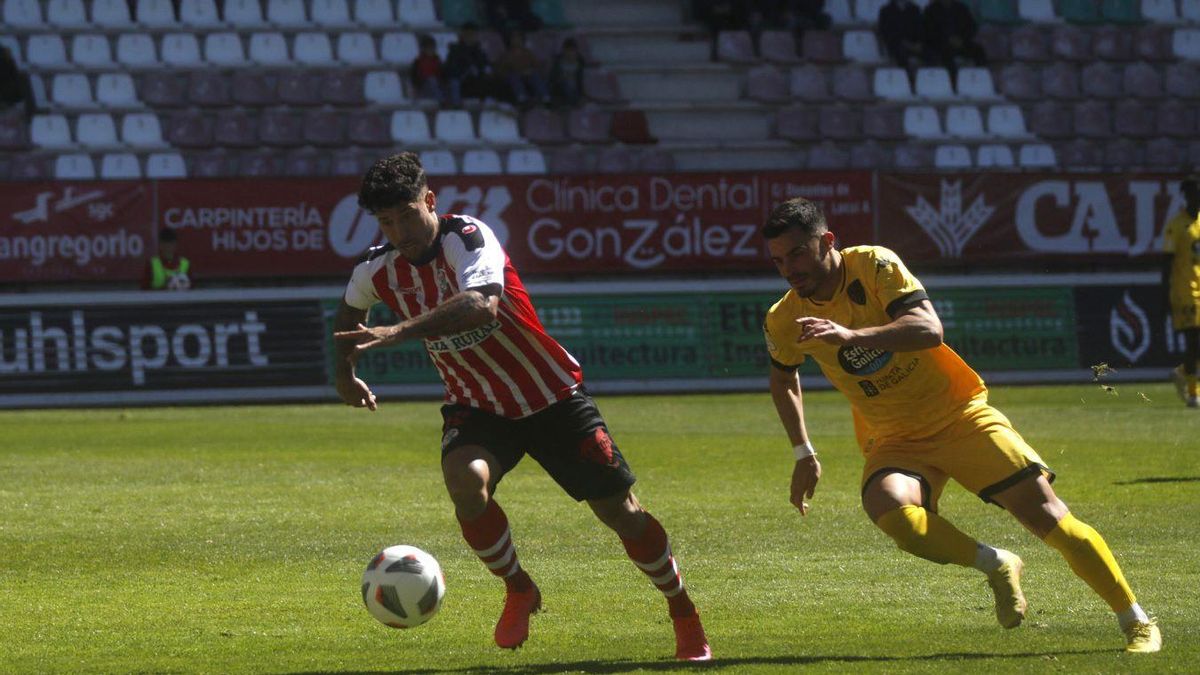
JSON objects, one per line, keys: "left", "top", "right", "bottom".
{"left": 441, "top": 458, "right": 489, "bottom": 506}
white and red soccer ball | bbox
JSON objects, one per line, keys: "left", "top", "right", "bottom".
{"left": 361, "top": 545, "right": 445, "bottom": 628}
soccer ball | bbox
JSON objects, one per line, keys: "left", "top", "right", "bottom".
{"left": 361, "top": 545, "right": 445, "bottom": 628}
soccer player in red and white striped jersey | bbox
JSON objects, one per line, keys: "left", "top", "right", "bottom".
{"left": 333, "top": 153, "right": 710, "bottom": 660}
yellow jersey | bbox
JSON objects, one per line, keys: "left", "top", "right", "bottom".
{"left": 1162, "top": 209, "right": 1200, "bottom": 306}
{"left": 764, "top": 245, "right": 985, "bottom": 449}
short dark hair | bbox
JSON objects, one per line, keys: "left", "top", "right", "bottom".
{"left": 762, "top": 198, "right": 828, "bottom": 240}
{"left": 1183, "top": 173, "right": 1200, "bottom": 191}
{"left": 159, "top": 227, "right": 178, "bottom": 242}
{"left": 358, "top": 152, "right": 427, "bottom": 213}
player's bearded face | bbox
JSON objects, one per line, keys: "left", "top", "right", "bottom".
{"left": 375, "top": 189, "right": 441, "bottom": 262}
{"left": 767, "top": 228, "right": 833, "bottom": 298}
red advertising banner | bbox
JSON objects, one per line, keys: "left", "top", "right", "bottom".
{"left": 0, "top": 182, "right": 154, "bottom": 282}
{"left": 155, "top": 171, "right": 875, "bottom": 278}
{"left": 878, "top": 173, "right": 1187, "bottom": 265}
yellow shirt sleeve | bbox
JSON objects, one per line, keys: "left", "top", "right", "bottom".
{"left": 865, "top": 247, "right": 928, "bottom": 317}
{"left": 1163, "top": 213, "right": 1182, "bottom": 254}
{"left": 764, "top": 296, "right": 806, "bottom": 369}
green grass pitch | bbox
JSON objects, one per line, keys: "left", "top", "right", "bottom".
{"left": 1, "top": 383, "right": 1197, "bottom": 674}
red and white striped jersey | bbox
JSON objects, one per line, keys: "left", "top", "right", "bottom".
{"left": 344, "top": 214, "right": 583, "bottom": 418}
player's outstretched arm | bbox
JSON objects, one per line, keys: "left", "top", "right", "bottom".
{"left": 768, "top": 365, "right": 822, "bottom": 516}
{"left": 334, "top": 285, "right": 502, "bottom": 362}
{"left": 332, "top": 300, "right": 377, "bottom": 411}
{"left": 797, "top": 299, "right": 943, "bottom": 352}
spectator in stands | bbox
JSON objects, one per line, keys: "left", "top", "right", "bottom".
{"left": 410, "top": 34, "right": 447, "bottom": 105}
{"left": 444, "top": 22, "right": 498, "bottom": 107}
{"left": 142, "top": 228, "right": 192, "bottom": 291}
{"left": 0, "top": 45, "right": 35, "bottom": 119}
{"left": 497, "top": 30, "right": 550, "bottom": 108}
{"left": 752, "top": 0, "right": 831, "bottom": 43}
{"left": 1163, "top": 173, "right": 1200, "bottom": 408}
{"left": 878, "top": 0, "right": 929, "bottom": 85}
{"left": 485, "top": 0, "right": 544, "bottom": 43}
{"left": 549, "top": 38, "right": 585, "bottom": 108}
{"left": 922, "top": 0, "right": 987, "bottom": 88}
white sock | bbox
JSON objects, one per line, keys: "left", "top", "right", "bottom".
{"left": 972, "top": 543, "right": 1003, "bottom": 573}
{"left": 1117, "top": 603, "right": 1149, "bottom": 631}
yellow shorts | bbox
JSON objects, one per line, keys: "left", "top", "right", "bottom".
{"left": 1171, "top": 302, "right": 1200, "bottom": 331}
{"left": 860, "top": 398, "right": 1053, "bottom": 508}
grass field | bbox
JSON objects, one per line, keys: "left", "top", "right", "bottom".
{"left": 1, "top": 383, "right": 1197, "bottom": 674}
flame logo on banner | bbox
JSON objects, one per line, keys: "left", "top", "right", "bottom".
{"left": 904, "top": 180, "right": 994, "bottom": 258}
{"left": 1110, "top": 291, "right": 1150, "bottom": 364}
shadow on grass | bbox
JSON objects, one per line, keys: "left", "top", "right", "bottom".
{"left": 289, "top": 648, "right": 1112, "bottom": 675}
{"left": 1114, "top": 476, "right": 1200, "bottom": 485}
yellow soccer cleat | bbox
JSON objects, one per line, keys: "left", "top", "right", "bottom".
{"left": 1124, "top": 619, "right": 1162, "bottom": 653}
{"left": 986, "top": 551, "right": 1027, "bottom": 629}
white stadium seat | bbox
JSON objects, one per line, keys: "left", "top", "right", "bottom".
{"left": 364, "top": 71, "right": 408, "bottom": 105}
{"left": 903, "top": 105, "right": 943, "bottom": 138}
{"left": 380, "top": 32, "right": 419, "bottom": 65}
{"left": 479, "top": 111, "right": 521, "bottom": 143}
{"left": 96, "top": 73, "right": 139, "bottom": 107}
{"left": 1018, "top": 143, "right": 1058, "bottom": 167}
{"left": 293, "top": 32, "right": 335, "bottom": 65}
{"left": 462, "top": 149, "right": 503, "bottom": 174}
{"left": 3, "top": 0, "right": 44, "bottom": 29}
{"left": 92, "top": 0, "right": 135, "bottom": 28}
{"left": 987, "top": 105, "right": 1030, "bottom": 138}
{"left": 204, "top": 33, "right": 247, "bottom": 66}
{"left": 915, "top": 67, "right": 955, "bottom": 100}
{"left": 137, "top": 0, "right": 178, "bottom": 27}
{"left": 934, "top": 144, "right": 973, "bottom": 169}
{"left": 55, "top": 153, "right": 97, "bottom": 179}
{"left": 101, "top": 153, "right": 142, "bottom": 179}
{"left": 397, "top": 0, "right": 440, "bottom": 28}
{"left": 312, "top": 0, "right": 354, "bottom": 27}
{"left": 76, "top": 113, "right": 120, "bottom": 147}
{"left": 71, "top": 34, "right": 114, "bottom": 68}
{"left": 956, "top": 67, "right": 998, "bottom": 100}
{"left": 1018, "top": 0, "right": 1058, "bottom": 22}
{"left": 873, "top": 67, "right": 915, "bottom": 100}
{"left": 336, "top": 32, "right": 378, "bottom": 64}
{"left": 390, "top": 110, "right": 431, "bottom": 143}
{"left": 146, "top": 152, "right": 187, "bottom": 178}
{"left": 161, "top": 33, "right": 203, "bottom": 67}
{"left": 419, "top": 149, "right": 457, "bottom": 175}
{"left": 355, "top": 0, "right": 395, "bottom": 23}
{"left": 945, "top": 105, "right": 986, "bottom": 138}
{"left": 249, "top": 33, "right": 290, "bottom": 65}
{"left": 27, "top": 35, "right": 69, "bottom": 69}
{"left": 121, "top": 113, "right": 166, "bottom": 147}
{"left": 51, "top": 73, "right": 95, "bottom": 108}
{"left": 180, "top": 0, "right": 222, "bottom": 27}
{"left": 977, "top": 144, "right": 1015, "bottom": 167}
{"left": 31, "top": 114, "right": 73, "bottom": 148}
{"left": 116, "top": 34, "right": 159, "bottom": 69}
{"left": 267, "top": 0, "right": 309, "bottom": 27}
{"left": 225, "top": 0, "right": 269, "bottom": 27}
{"left": 435, "top": 110, "right": 475, "bottom": 142}
{"left": 47, "top": 0, "right": 88, "bottom": 28}
{"left": 505, "top": 148, "right": 547, "bottom": 174}
{"left": 843, "top": 31, "right": 882, "bottom": 63}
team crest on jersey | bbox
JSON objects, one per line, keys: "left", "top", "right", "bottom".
{"left": 461, "top": 224, "right": 477, "bottom": 235}
{"left": 435, "top": 268, "right": 452, "bottom": 296}
{"left": 838, "top": 344, "right": 892, "bottom": 375}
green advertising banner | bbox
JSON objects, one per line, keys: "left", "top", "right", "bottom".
{"left": 322, "top": 286, "right": 1078, "bottom": 387}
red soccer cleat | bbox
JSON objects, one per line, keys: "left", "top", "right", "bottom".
{"left": 672, "top": 613, "right": 712, "bottom": 661}
{"left": 494, "top": 583, "right": 541, "bottom": 649}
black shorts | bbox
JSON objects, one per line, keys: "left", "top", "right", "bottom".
{"left": 439, "top": 388, "right": 637, "bottom": 501}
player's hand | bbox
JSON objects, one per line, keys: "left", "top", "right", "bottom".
{"left": 790, "top": 456, "right": 821, "bottom": 516}
{"left": 334, "top": 323, "right": 400, "bottom": 363}
{"left": 795, "top": 317, "right": 855, "bottom": 345}
{"left": 336, "top": 374, "right": 378, "bottom": 411}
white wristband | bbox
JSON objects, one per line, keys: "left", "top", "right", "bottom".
{"left": 793, "top": 440, "right": 817, "bottom": 460}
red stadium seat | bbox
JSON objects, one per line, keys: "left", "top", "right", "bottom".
{"left": 167, "top": 111, "right": 214, "bottom": 148}
{"left": 278, "top": 72, "right": 323, "bottom": 107}
{"left": 831, "top": 66, "right": 873, "bottom": 102}
{"left": 214, "top": 110, "right": 258, "bottom": 147}
{"left": 1040, "top": 63, "right": 1081, "bottom": 100}
{"left": 807, "top": 140, "right": 850, "bottom": 169}
{"left": 302, "top": 110, "right": 346, "bottom": 147}
{"left": 1080, "top": 62, "right": 1121, "bottom": 99}
{"left": 1155, "top": 100, "right": 1196, "bottom": 138}
{"left": 567, "top": 107, "right": 612, "bottom": 143}
{"left": 747, "top": 65, "right": 790, "bottom": 103}
{"left": 1051, "top": 25, "right": 1092, "bottom": 62}
{"left": 346, "top": 111, "right": 391, "bottom": 146}
{"left": 1029, "top": 101, "right": 1074, "bottom": 139}
{"left": 790, "top": 65, "right": 832, "bottom": 101}
{"left": 1073, "top": 100, "right": 1113, "bottom": 139}
{"left": 863, "top": 106, "right": 905, "bottom": 140}
{"left": 1092, "top": 26, "right": 1133, "bottom": 62}
{"left": 1113, "top": 100, "right": 1154, "bottom": 138}
{"left": 1122, "top": 62, "right": 1163, "bottom": 99}
{"left": 259, "top": 110, "right": 304, "bottom": 146}
{"left": 850, "top": 140, "right": 892, "bottom": 168}
{"left": 1010, "top": 26, "right": 1050, "bottom": 62}
{"left": 611, "top": 110, "right": 655, "bottom": 144}
{"left": 818, "top": 106, "right": 863, "bottom": 140}
{"left": 801, "top": 31, "right": 842, "bottom": 63}
{"left": 760, "top": 30, "right": 799, "bottom": 64}
{"left": 232, "top": 71, "right": 279, "bottom": 106}
{"left": 999, "top": 64, "right": 1040, "bottom": 100}
{"left": 140, "top": 72, "right": 187, "bottom": 107}
{"left": 187, "top": 71, "right": 231, "bottom": 107}
{"left": 776, "top": 106, "right": 820, "bottom": 141}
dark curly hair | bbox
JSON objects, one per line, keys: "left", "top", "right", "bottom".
{"left": 358, "top": 152, "right": 427, "bottom": 213}
{"left": 761, "top": 197, "right": 827, "bottom": 240}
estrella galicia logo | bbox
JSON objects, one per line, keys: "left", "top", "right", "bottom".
{"left": 838, "top": 344, "right": 892, "bottom": 375}
{"left": 1110, "top": 291, "right": 1150, "bottom": 364}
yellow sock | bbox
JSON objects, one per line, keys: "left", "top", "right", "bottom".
{"left": 1187, "top": 374, "right": 1197, "bottom": 398}
{"left": 875, "top": 505, "right": 977, "bottom": 567}
{"left": 1042, "top": 513, "right": 1136, "bottom": 612}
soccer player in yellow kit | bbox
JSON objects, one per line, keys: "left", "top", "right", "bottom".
{"left": 761, "top": 198, "right": 1161, "bottom": 652}
{"left": 1163, "top": 174, "right": 1200, "bottom": 408}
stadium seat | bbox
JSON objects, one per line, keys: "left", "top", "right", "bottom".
{"left": 167, "top": 112, "right": 214, "bottom": 148}
{"left": 1143, "top": 137, "right": 1182, "bottom": 168}
{"left": 214, "top": 110, "right": 258, "bottom": 147}
{"left": 903, "top": 106, "right": 943, "bottom": 138}
{"left": 27, "top": 36, "right": 68, "bottom": 69}
{"left": 259, "top": 110, "right": 303, "bottom": 146}
{"left": 1174, "top": 29, "right": 1200, "bottom": 59}
{"left": 934, "top": 145, "right": 972, "bottom": 169}
{"left": 161, "top": 34, "right": 202, "bottom": 67}
{"left": 71, "top": 34, "right": 114, "bottom": 68}
{"left": 92, "top": 0, "right": 134, "bottom": 27}
{"left": 1010, "top": 26, "right": 1051, "bottom": 61}
{"left": 1092, "top": 26, "right": 1132, "bottom": 61}
{"left": 818, "top": 106, "right": 862, "bottom": 140}
{"left": 547, "top": 147, "right": 591, "bottom": 174}
{"left": 122, "top": 112, "right": 166, "bottom": 147}
{"left": 232, "top": 71, "right": 278, "bottom": 106}
{"left": 419, "top": 150, "right": 457, "bottom": 175}
{"left": 278, "top": 71, "right": 323, "bottom": 106}
{"left": 146, "top": 153, "right": 187, "bottom": 178}
{"left": 1141, "top": 0, "right": 1181, "bottom": 22}
{"left": 1182, "top": 0, "right": 1200, "bottom": 21}
{"left": 312, "top": 0, "right": 354, "bottom": 27}
{"left": 479, "top": 110, "right": 521, "bottom": 143}
{"left": 748, "top": 65, "right": 790, "bottom": 102}
{"left": 567, "top": 108, "right": 613, "bottom": 143}
{"left": 1041, "top": 62, "right": 1081, "bottom": 99}
{"left": 760, "top": 31, "right": 800, "bottom": 64}
{"left": 380, "top": 32, "right": 420, "bottom": 65}
{"left": 945, "top": 105, "right": 986, "bottom": 138}
{"left": 637, "top": 148, "right": 675, "bottom": 172}
{"left": 55, "top": 153, "right": 96, "bottom": 179}
{"left": 1156, "top": 100, "right": 1196, "bottom": 137}
{"left": 431, "top": 32, "right": 457, "bottom": 59}
{"left": 337, "top": 33, "right": 377, "bottom": 64}
{"left": 462, "top": 149, "right": 503, "bottom": 174}
{"left": 180, "top": 0, "right": 221, "bottom": 27}
{"left": 330, "top": 149, "right": 367, "bottom": 176}
{"left": 249, "top": 33, "right": 290, "bottom": 65}
{"left": 1073, "top": 100, "right": 1113, "bottom": 138}
{"left": 47, "top": 0, "right": 87, "bottom": 27}
{"left": 1018, "top": 144, "right": 1057, "bottom": 167}
{"left": 1018, "top": 0, "right": 1058, "bottom": 21}
{"left": 1052, "top": 25, "right": 1092, "bottom": 62}
{"left": 29, "top": 74, "right": 49, "bottom": 110}
{"left": 0, "top": 37, "right": 19, "bottom": 64}
{"left": 10, "top": 155, "right": 51, "bottom": 180}
{"left": 204, "top": 33, "right": 247, "bottom": 66}
{"left": 1164, "top": 62, "right": 1200, "bottom": 98}
{"left": 76, "top": 113, "right": 119, "bottom": 147}
{"left": 1030, "top": 101, "right": 1074, "bottom": 138}
{"left": 346, "top": 111, "right": 390, "bottom": 145}
{"left": 807, "top": 140, "right": 850, "bottom": 169}
{"left": 842, "top": 31, "right": 882, "bottom": 63}
{"left": 116, "top": 35, "right": 159, "bottom": 69}
{"left": 521, "top": 108, "right": 567, "bottom": 144}
{"left": 596, "top": 146, "right": 636, "bottom": 174}
{"left": 998, "top": 64, "right": 1040, "bottom": 99}
{"left": 1062, "top": 0, "right": 1105, "bottom": 22}
{"left": 854, "top": 0, "right": 888, "bottom": 21}
{"left": 140, "top": 72, "right": 186, "bottom": 107}
{"left": 1136, "top": 25, "right": 1175, "bottom": 61}
{"left": 874, "top": 67, "right": 915, "bottom": 100}
{"left": 294, "top": 33, "right": 335, "bottom": 65}
{"left": 225, "top": 0, "right": 269, "bottom": 26}
{"left": 96, "top": 73, "right": 138, "bottom": 107}
{"left": 187, "top": 71, "right": 231, "bottom": 107}
{"left": 1081, "top": 62, "right": 1121, "bottom": 98}
{"left": 435, "top": 110, "right": 475, "bottom": 142}
{"left": 51, "top": 74, "right": 95, "bottom": 109}
{"left": 355, "top": 0, "right": 395, "bottom": 23}
{"left": 791, "top": 65, "right": 832, "bottom": 101}
{"left": 323, "top": 71, "right": 366, "bottom": 106}
{"left": 1113, "top": 100, "right": 1154, "bottom": 137}
{"left": 826, "top": 0, "right": 854, "bottom": 24}
{"left": 612, "top": 115, "right": 653, "bottom": 144}
{"left": 777, "top": 106, "right": 820, "bottom": 141}
{"left": 987, "top": 104, "right": 1031, "bottom": 137}
{"left": 302, "top": 110, "right": 345, "bottom": 146}
{"left": 977, "top": 144, "right": 1016, "bottom": 167}
{"left": 505, "top": 148, "right": 547, "bottom": 175}
{"left": 239, "top": 152, "right": 283, "bottom": 177}
{"left": 802, "top": 31, "right": 843, "bottom": 63}
{"left": 284, "top": 149, "right": 329, "bottom": 176}
{"left": 364, "top": 71, "right": 407, "bottom": 105}
{"left": 717, "top": 31, "right": 758, "bottom": 64}
{"left": 582, "top": 69, "right": 624, "bottom": 102}
{"left": 979, "top": 0, "right": 1022, "bottom": 23}
{"left": 915, "top": 68, "right": 955, "bottom": 99}
{"left": 100, "top": 153, "right": 141, "bottom": 179}
{"left": 956, "top": 68, "right": 997, "bottom": 99}
{"left": 850, "top": 140, "right": 891, "bottom": 169}
{"left": 0, "top": 114, "right": 29, "bottom": 151}
{"left": 3, "top": 0, "right": 44, "bottom": 28}
{"left": 977, "top": 26, "right": 1011, "bottom": 62}
{"left": 1103, "top": 139, "right": 1143, "bottom": 168}
{"left": 391, "top": 110, "right": 432, "bottom": 144}
{"left": 267, "top": 0, "right": 309, "bottom": 27}
{"left": 397, "top": 0, "right": 440, "bottom": 28}
{"left": 31, "top": 114, "right": 73, "bottom": 148}
{"left": 831, "top": 66, "right": 873, "bottom": 101}
{"left": 863, "top": 106, "right": 905, "bottom": 139}
{"left": 137, "top": 0, "right": 178, "bottom": 27}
